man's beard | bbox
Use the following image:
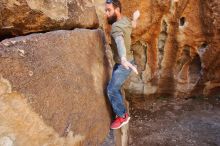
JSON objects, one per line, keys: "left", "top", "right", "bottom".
{"left": 107, "top": 13, "right": 117, "bottom": 25}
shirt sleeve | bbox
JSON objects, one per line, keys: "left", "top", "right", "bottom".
{"left": 111, "top": 25, "right": 124, "bottom": 39}
{"left": 114, "top": 36, "right": 126, "bottom": 58}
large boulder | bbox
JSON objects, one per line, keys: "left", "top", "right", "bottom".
{"left": 0, "top": 0, "right": 99, "bottom": 39}
{"left": 0, "top": 29, "right": 111, "bottom": 145}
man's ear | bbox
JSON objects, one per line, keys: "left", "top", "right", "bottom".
{"left": 115, "top": 7, "right": 121, "bottom": 14}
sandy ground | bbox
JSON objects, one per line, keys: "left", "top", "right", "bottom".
{"left": 129, "top": 96, "right": 220, "bottom": 146}
{"left": 102, "top": 96, "right": 220, "bottom": 146}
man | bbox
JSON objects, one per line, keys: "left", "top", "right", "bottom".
{"left": 105, "top": 0, "right": 140, "bottom": 129}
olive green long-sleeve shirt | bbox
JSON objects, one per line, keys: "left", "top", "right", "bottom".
{"left": 110, "top": 16, "right": 133, "bottom": 63}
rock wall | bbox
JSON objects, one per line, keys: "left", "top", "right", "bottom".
{"left": 0, "top": 29, "right": 111, "bottom": 146}
{"left": 0, "top": 0, "right": 220, "bottom": 145}
{"left": 0, "top": 79, "right": 84, "bottom": 146}
{"left": 0, "top": 1, "right": 117, "bottom": 145}
{"left": 0, "top": 0, "right": 99, "bottom": 40}
{"left": 118, "top": 0, "right": 220, "bottom": 98}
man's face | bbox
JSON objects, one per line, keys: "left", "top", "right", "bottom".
{"left": 105, "top": 3, "right": 117, "bottom": 25}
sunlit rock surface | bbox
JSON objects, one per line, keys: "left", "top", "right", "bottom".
{"left": 112, "top": 0, "right": 220, "bottom": 98}
{"left": 0, "top": 0, "right": 99, "bottom": 39}
{"left": 0, "top": 29, "right": 111, "bottom": 146}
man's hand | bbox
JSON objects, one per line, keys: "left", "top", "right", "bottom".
{"left": 121, "top": 57, "right": 138, "bottom": 74}
{"left": 133, "top": 10, "right": 140, "bottom": 21}
{"left": 132, "top": 10, "right": 140, "bottom": 28}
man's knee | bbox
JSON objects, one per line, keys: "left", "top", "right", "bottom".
{"left": 107, "top": 83, "right": 119, "bottom": 95}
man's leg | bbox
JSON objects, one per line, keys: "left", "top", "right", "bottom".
{"left": 107, "top": 63, "right": 131, "bottom": 117}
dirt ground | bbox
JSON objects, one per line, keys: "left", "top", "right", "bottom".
{"left": 129, "top": 96, "right": 220, "bottom": 146}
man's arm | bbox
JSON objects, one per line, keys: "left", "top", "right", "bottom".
{"left": 114, "top": 35, "right": 138, "bottom": 74}
{"left": 114, "top": 35, "right": 126, "bottom": 58}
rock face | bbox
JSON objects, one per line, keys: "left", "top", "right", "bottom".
{"left": 0, "top": 0, "right": 99, "bottom": 39}
{"left": 0, "top": 0, "right": 219, "bottom": 145}
{"left": 0, "top": 29, "right": 111, "bottom": 146}
{"left": 117, "top": 0, "right": 220, "bottom": 98}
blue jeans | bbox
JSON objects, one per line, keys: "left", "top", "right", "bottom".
{"left": 107, "top": 62, "right": 132, "bottom": 117}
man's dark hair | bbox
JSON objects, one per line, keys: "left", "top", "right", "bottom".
{"left": 106, "top": 0, "right": 122, "bottom": 13}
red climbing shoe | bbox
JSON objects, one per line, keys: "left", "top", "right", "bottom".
{"left": 110, "top": 113, "right": 130, "bottom": 129}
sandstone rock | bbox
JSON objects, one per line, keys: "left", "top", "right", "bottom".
{"left": 0, "top": 29, "right": 111, "bottom": 145}
{"left": 0, "top": 92, "right": 84, "bottom": 146}
{"left": 117, "top": 0, "right": 220, "bottom": 98}
{"left": 0, "top": 0, "right": 99, "bottom": 39}
{"left": 0, "top": 136, "right": 14, "bottom": 146}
